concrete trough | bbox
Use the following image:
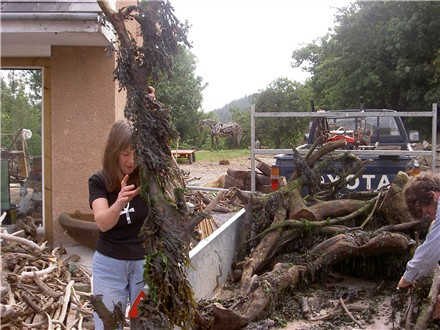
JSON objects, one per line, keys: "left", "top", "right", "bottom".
{"left": 187, "top": 208, "right": 245, "bottom": 299}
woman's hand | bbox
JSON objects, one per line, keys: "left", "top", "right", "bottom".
{"left": 92, "top": 175, "right": 140, "bottom": 232}
{"left": 397, "top": 277, "right": 413, "bottom": 290}
{"left": 116, "top": 175, "right": 140, "bottom": 209}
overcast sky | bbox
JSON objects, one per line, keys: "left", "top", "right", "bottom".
{"left": 171, "top": 0, "right": 352, "bottom": 112}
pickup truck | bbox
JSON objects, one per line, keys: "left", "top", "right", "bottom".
{"left": 273, "top": 109, "right": 419, "bottom": 192}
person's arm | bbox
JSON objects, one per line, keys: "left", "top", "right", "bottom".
{"left": 398, "top": 217, "right": 440, "bottom": 287}
{"left": 92, "top": 175, "right": 140, "bottom": 232}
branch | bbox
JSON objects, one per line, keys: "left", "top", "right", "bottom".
{"left": 374, "top": 221, "right": 422, "bottom": 234}
{"left": 305, "top": 135, "right": 326, "bottom": 162}
{"left": 97, "top": 1, "right": 132, "bottom": 53}
{"left": 339, "top": 297, "right": 364, "bottom": 328}
{"left": 254, "top": 197, "right": 377, "bottom": 239}
{"left": 33, "top": 271, "right": 62, "bottom": 298}
{"left": 307, "top": 139, "right": 347, "bottom": 166}
{"left": 20, "top": 264, "right": 57, "bottom": 279}
{"left": 0, "top": 232, "right": 43, "bottom": 251}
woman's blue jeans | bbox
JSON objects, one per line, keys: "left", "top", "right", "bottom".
{"left": 92, "top": 251, "right": 145, "bottom": 330}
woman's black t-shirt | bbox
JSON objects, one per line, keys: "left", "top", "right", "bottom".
{"left": 88, "top": 173, "right": 147, "bottom": 260}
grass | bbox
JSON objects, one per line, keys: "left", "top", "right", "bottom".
{"left": 195, "top": 149, "right": 249, "bottom": 162}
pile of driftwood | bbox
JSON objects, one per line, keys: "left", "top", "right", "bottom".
{"left": 0, "top": 218, "right": 93, "bottom": 329}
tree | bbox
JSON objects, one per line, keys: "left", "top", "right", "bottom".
{"left": 292, "top": 1, "right": 440, "bottom": 137}
{"left": 255, "top": 78, "right": 312, "bottom": 148}
{"left": 231, "top": 106, "right": 250, "bottom": 148}
{"left": 1, "top": 73, "right": 42, "bottom": 156}
{"left": 155, "top": 45, "right": 205, "bottom": 147}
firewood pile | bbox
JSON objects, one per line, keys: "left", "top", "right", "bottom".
{"left": 184, "top": 190, "right": 247, "bottom": 242}
{"left": 0, "top": 219, "right": 93, "bottom": 329}
{"left": 185, "top": 190, "right": 245, "bottom": 214}
{"left": 224, "top": 158, "right": 273, "bottom": 193}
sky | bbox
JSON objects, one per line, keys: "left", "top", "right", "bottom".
{"left": 171, "top": 0, "right": 352, "bottom": 112}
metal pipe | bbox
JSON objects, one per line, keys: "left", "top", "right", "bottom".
{"left": 0, "top": 13, "right": 99, "bottom": 20}
{"left": 433, "top": 103, "right": 438, "bottom": 172}
{"left": 186, "top": 186, "right": 251, "bottom": 193}
{"left": 250, "top": 105, "right": 256, "bottom": 193}
{"left": 254, "top": 111, "right": 434, "bottom": 118}
{"left": 254, "top": 148, "right": 432, "bottom": 157}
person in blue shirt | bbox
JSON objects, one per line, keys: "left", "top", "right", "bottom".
{"left": 398, "top": 173, "right": 440, "bottom": 289}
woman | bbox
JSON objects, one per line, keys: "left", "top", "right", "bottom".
{"left": 89, "top": 120, "right": 147, "bottom": 329}
{"left": 397, "top": 173, "right": 440, "bottom": 289}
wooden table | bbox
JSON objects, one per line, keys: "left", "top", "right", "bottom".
{"left": 172, "top": 149, "right": 196, "bottom": 163}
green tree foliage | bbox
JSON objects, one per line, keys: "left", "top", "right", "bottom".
{"left": 155, "top": 46, "right": 205, "bottom": 146}
{"left": 255, "top": 78, "right": 312, "bottom": 148}
{"left": 231, "top": 106, "right": 250, "bottom": 148}
{"left": 292, "top": 1, "right": 440, "bottom": 137}
{"left": 1, "top": 70, "right": 42, "bottom": 156}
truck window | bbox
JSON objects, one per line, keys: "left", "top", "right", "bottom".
{"left": 328, "top": 116, "right": 400, "bottom": 139}
{"left": 366, "top": 117, "right": 400, "bottom": 137}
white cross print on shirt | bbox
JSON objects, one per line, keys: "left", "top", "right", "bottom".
{"left": 120, "top": 202, "right": 135, "bottom": 224}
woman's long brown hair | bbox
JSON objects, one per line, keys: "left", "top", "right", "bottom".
{"left": 100, "top": 120, "right": 139, "bottom": 192}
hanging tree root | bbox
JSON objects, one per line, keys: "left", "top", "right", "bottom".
{"left": 97, "top": 1, "right": 206, "bottom": 328}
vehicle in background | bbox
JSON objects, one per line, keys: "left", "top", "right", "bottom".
{"left": 272, "top": 109, "right": 420, "bottom": 192}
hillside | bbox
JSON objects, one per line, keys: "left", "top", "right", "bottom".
{"left": 211, "top": 93, "right": 258, "bottom": 122}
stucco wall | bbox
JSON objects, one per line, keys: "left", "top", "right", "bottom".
{"left": 51, "top": 45, "right": 120, "bottom": 243}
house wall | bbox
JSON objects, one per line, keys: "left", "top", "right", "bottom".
{"left": 50, "top": 45, "right": 126, "bottom": 243}
{"left": 1, "top": 0, "right": 137, "bottom": 245}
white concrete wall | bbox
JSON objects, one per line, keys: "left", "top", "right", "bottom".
{"left": 188, "top": 208, "right": 245, "bottom": 300}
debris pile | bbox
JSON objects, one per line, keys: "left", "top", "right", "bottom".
{"left": 0, "top": 222, "right": 93, "bottom": 329}
{"left": 185, "top": 190, "right": 245, "bottom": 214}
{"left": 195, "top": 140, "right": 438, "bottom": 329}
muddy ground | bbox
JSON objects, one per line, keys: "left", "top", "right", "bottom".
{"left": 179, "top": 155, "right": 437, "bottom": 330}
{"left": 179, "top": 155, "right": 275, "bottom": 187}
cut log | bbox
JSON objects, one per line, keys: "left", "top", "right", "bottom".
{"left": 224, "top": 174, "right": 244, "bottom": 189}
{"left": 255, "top": 158, "right": 271, "bottom": 177}
{"left": 308, "top": 199, "right": 366, "bottom": 220}
{"left": 293, "top": 199, "right": 367, "bottom": 221}
{"left": 227, "top": 169, "right": 250, "bottom": 181}
{"left": 226, "top": 169, "right": 271, "bottom": 187}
